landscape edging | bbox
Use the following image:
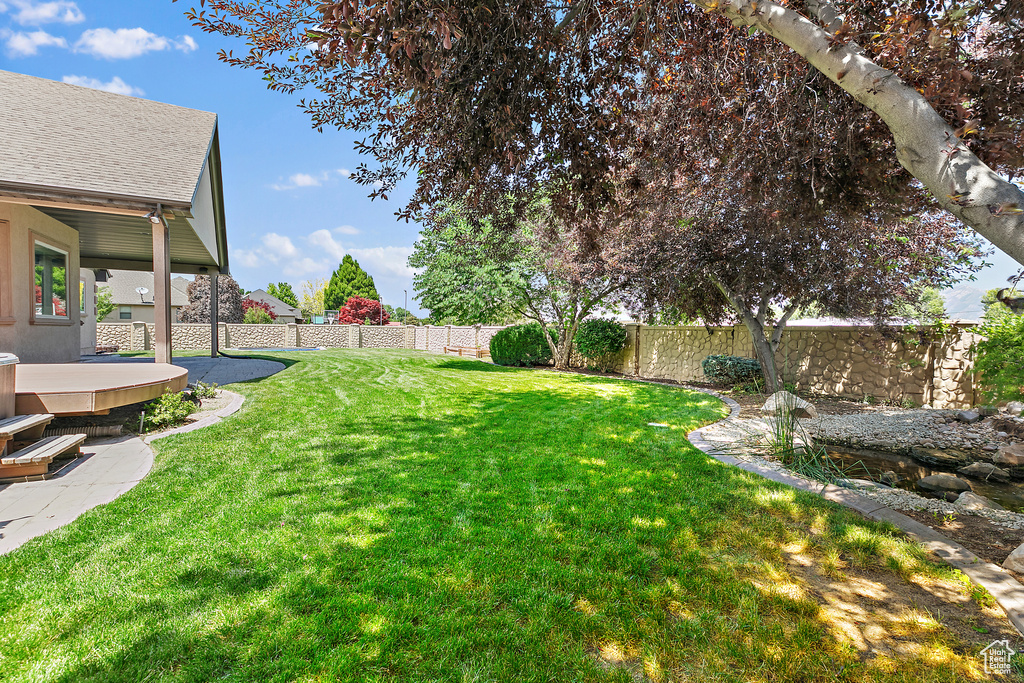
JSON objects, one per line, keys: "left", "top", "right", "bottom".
{"left": 684, "top": 385, "right": 1024, "bottom": 636}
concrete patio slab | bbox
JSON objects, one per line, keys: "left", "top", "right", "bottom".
{"left": 83, "top": 355, "right": 284, "bottom": 386}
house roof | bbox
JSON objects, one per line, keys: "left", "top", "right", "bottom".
{"left": 0, "top": 70, "right": 229, "bottom": 275}
{"left": 0, "top": 70, "right": 216, "bottom": 206}
{"left": 246, "top": 289, "right": 302, "bottom": 319}
{"left": 99, "top": 270, "right": 189, "bottom": 308}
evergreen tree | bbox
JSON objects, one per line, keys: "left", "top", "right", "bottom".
{"left": 324, "top": 255, "right": 379, "bottom": 310}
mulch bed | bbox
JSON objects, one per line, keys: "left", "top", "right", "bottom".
{"left": 901, "top": 508, "right": 1024, "bottom": 575}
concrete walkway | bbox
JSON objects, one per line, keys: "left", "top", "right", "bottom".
{"left": 0, "top": 435, "right": 152, "bottom": 554}
{"left": 83, "top": 354, "right": 284, "bottom": 386}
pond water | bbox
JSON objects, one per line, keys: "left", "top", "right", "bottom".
{"left": 826, "top": 446, "right": 1024, "bottom": 513}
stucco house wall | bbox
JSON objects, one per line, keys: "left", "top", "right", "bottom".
{"left": 0, "top": 202, "right": 81, "bottom": 363}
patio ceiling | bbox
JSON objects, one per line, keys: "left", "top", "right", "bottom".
{"left": 36, "top": 207, "right": 220, "bottom": 274}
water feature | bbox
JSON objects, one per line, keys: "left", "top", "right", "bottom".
{"left": 826, "top": 445, "right": 1024, "bottom": 513}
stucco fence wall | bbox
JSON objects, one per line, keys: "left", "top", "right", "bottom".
{"left": 95, "top": 321, "right": 981, "bottom": 409}
{"left": 624, "top": 324, "right": 981, "bottom": 410}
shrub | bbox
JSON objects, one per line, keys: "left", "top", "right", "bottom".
{"left": 243, "top": 306, "right": 274, "bottom": 324}
{"left": 701, "top": 354, "right": 764, "bottom": 385}
{"left": 141, "top": 390, "right": 197, "bottom": 431}
{"left": 490, "top": 323, "right": 554, "bottom": 366}
{"left": 337, "top": 297, "right": 390, "bottom": 325}
{"left": 575, "top": 319, "right": 628, "bottom": 371}
{"left": 191, "top": 381, "right": 218, "bottom": 400}
{"left": 974, "top": 313, "right": 1024, "bottom": 403}
{"left": 242, "top": 298, "right": 277, "bottom": 322}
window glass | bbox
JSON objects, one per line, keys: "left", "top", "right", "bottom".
{"left": 119, "top": 306, "right": 132, "bottom": 320}
{"left": 34, "top": 242, "right": 67, "bottom": 317}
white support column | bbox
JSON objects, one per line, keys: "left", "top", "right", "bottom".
{"left": 210, "top": 273, "right": 219, "bottom": 358}
{"left": 152, "top": 214, "right": 172, "bottom": 364}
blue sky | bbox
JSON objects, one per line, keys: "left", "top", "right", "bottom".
{"left": 1, "top": 0, "right": 1020, "bottom": 319}
{"left": 0, "top": 0, "right": 426, "bottom": 313}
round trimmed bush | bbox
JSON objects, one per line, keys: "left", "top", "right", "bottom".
{"left": 575, "top": 319, "right": 628, "bottom": 371}
{"left": 701, "top": 354, "right": 763, "bottom": 385}
{"left": 490, "top": 323, "right": 553, "bottom": 366}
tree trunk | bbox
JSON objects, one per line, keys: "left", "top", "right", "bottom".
{"left": 696, "top": 0, "right": 1024, "bottom": 266}
{"left": 741, "top": 316, "right": 782, "bottom": 394}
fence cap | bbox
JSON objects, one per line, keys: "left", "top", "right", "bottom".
{"left": 0, "top": 353, "right": 19, "bottom": 366}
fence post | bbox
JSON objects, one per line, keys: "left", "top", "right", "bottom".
{"left": 286, "top": 323, "right": 298, "bottom": 348}
{"left": 446, "top": 325, "right": 452, "bottom": 349}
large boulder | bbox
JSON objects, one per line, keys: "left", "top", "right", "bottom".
{"left": 916, "top": 474, "right": 972, "bottom": 495}
{"left": 760, "top": 391, "right": 818, "bottom": 419}
{"left": 910, "top": 447, "right": 969, "bottom": 467}
{"left": 955, "top": 492, "right": 1006, "bottom": 511}
{"left": 1005, "top": 401, "right": 1024, "bottom": 416}
{"left": 958, "top": 461, "right": 1012, "bottom": 482}
{"left": 1004, "top": 543, "right": 1024, "bottom": 573}
{"left": 994, "top": 444, "right": 1024, "bottom": 467}
{"left": 956, "top": 410, "right": 981, "bottom": 424}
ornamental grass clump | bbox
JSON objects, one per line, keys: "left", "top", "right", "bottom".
{"left": 575, "top": 319, "right": 627, "bottom": 372}
{"left": 490, "top": 323, "right": 554, "bottom": 366}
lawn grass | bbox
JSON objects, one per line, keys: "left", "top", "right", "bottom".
{"left": 0, "top": 350, "right": 1007, "bottom": 681}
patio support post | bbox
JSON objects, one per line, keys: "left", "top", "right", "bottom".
{"left": 152, "top": 209, "right": 172, "bottom": 364}
{"left": 210, "top": 273, "right": 219, "bottom": 358}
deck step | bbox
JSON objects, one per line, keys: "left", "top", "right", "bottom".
{"left": 0, "top": 413, "right": 54, "bottom": 439}
{"left": 1, "top": 434, "right": 86, "bottom": 466}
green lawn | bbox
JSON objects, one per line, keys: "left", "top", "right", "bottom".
{"left": 0, "top": 350, "right": 1007, "bottom": 681}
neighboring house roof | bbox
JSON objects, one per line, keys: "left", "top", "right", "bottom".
{"left": 0, "top": 70, "right": 229, "bottom": 275}
{"left": 0, "top": 70, "right": 215, "bottom": 206}
{"left": 99, "top": 270, "right": 189, "bottom": 308}
{"left": 246, "top": 290, "right": 302, "bottom": 320}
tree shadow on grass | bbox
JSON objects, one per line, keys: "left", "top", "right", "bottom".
{"left": 434, "top": 359, "right": 521, "bottom": 372}
{"left": 5, "top": 372, "right": 1006, "bottom": 682}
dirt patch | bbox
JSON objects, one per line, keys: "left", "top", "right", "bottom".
{"left": 902, "top": 508, "right": 1024, "bottom": 570}
{"left": 785, "top": 549, "right": 1020, "bottom": 663}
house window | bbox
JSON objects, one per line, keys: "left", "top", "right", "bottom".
{"left": 119, "top": 306, "right": 132, "bottom": 320}
{"left": 34, "top": 242, "right": 68, "bottom": 318}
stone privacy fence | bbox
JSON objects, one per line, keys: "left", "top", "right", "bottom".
{"left": 96, "top": 321, "right": 982, "bottom": 409}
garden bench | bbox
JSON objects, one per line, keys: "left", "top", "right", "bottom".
{"left": 0, "top": 434, "right": 86, "bottom": 480}
{"left": 443, "top": 346, "right": 490, "bottom": 358}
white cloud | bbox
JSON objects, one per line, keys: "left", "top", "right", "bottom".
{"left": 61, "top": 74, "right": 143, "bottom": 96}
{"left": 7, "top": 0, "right": 83, "bottom": 25}
{"left": 3, "top": 28, "right": 66, "bottom": 56}
{"left": 260, "top": 233, "right": 300, "bottom": 263}
{"left": 337, "top": 168, "right": 352, "bottom": 178}
{"left": 333, "top": 225, "right": 359, "bottom": 236}
{"left": 232, "top": 229, "right": 415, "bottom": 288}
{"left": 271, "top": 172, "right": 328, "bottom": 191}
{"left": 348, "top": 246, "right": 416, "bottom": 279}
{"left": 74, "top": 27, "right": 197, "bottom": 59}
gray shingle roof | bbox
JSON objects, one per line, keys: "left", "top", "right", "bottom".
{"left": 0, "top": 70, "right": 217, "bottom": 206}
{"left": 246, "top": 289, "right": 302, "bottom": 319}
{"left": 99, "top": 270, "right": 189, "bottom": 307}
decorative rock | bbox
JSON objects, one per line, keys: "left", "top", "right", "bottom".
{"left": 977, "top": 405, "right": 998, "bottom": 417}
{"left": 840, "top": 478, "right": 889, "bottom": 491}
{"left": 879, "top": 470, "right": 900, "bottom": 486}
{"left": 994, "top": 444, "right": 1024, "bottom": 467}
{"left": 958, "top": 462, "right": 1011, "bottom": 482}
{"left": 917, "top": 474, "right": 972, "bottom": 494}
{"left": 1006, "top": 401, "right": 1024, "bottom": 417}
{"left": 760, "top": 391, "right": 818, "bottom": 419}
{"left": 1004, "top": 542, "right": 1024, "bottom": 572}
{"left": 956, "top": 410, "right": 981, "bottom": 424}
{"left": 910, "top": 447, "right": 969, "bottom": 467}
{"left": 956, "top": 491, "right": 1006, "bottom": 511}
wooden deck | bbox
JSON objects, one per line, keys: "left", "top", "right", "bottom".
{"left": 15, "top": 363, "right": 188, "bottom": 415}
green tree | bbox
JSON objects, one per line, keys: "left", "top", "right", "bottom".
{"left": 982, "top": 288, "right": 1020, "bottom": 323}
{"left": 383, "top": 305, "right": 418, "bottom": 325}
{"left": 409, "top": 201, "right": 630, "bottom": 370}
{"left": 96, "top": 287, "right": 116, "bottom": 321}
{"left": 267, "top": 282, "right": 299, "bottom": 308}
{"left": 324, "top": 256, "right": 379, "bottom": 311}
